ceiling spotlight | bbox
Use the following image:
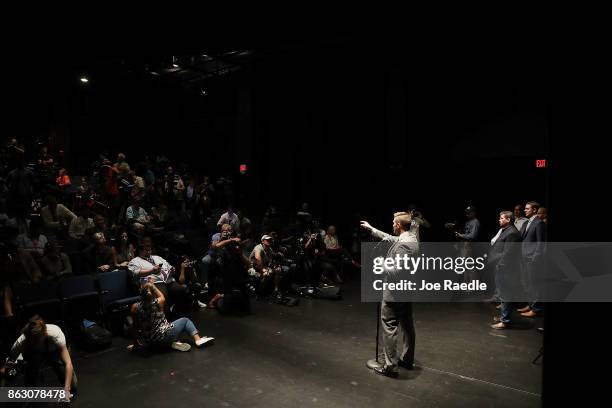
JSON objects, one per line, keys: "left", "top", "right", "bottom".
{"left": 200, "top": 89, "right": 208, "bottom": 96}
{"left": 80, "top": 76, "right": 89, "bottom": 83}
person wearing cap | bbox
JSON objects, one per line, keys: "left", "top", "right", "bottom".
{"left": 249, "top": 234, "right": 283, "bottom": 299}
{"left": 455, "top": 206, "right": 481, "bottom": 285}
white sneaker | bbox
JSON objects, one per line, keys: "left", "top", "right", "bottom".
{"left": 195, "top": 336, "right": 215, "bottom": 348}
{"left": 171, "top": 341, "right": 191, "bottom": 352}
{"left": 197, "top": 301, "right": 207, "bottom": 309}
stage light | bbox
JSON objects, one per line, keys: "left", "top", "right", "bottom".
{"left": 201, "top": 89, "right": 208, "bottom": 96}
{"left": 240, "top": 164, "right": 247, "bottom": 174}
{"left": 80, "top": 76, "right": 89, "bottom": 83}
{"left": 172, "top": 63, "right": 179, "bottom": 68}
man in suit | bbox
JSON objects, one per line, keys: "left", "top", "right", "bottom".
{"left": 517, "top": 201, "right": 547, "bottom": 317}
{"left": 360, "top": 212, "right": 418, "bottom": 378}
{"left": 489, "top": 211, "right": 522, "bottom": 329}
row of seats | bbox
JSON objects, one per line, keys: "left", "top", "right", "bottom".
{"left": 12, "top": 269, "right": 141, "bottom": 332}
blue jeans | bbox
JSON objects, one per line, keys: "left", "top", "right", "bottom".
{"left": 499, "top": 302, "right": 511, "bottom": 323}
{"left": 165, "top": 317, "right": 198, "bottom": 343}
{"left": 199, "top": 254, "right": 213, "bottom": 283}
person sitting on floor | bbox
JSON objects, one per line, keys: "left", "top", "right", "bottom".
{"left": 128, "top": 281, "right": 214, "bottom": 353}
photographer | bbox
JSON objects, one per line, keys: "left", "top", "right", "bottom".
{"left": 200, "top": 224, "right": 238, "bottom": 287}
{"left": 175, "top": 255, "right": 206, "bottom": 309}
{"left": 208, "top": 234, "right": 251, "bottom": 313}
{"left": 249, "top": 235, "right": 284, "bottom": 300}
{"left": 128, "top": 281, "right": 214, "bottom": 353}
{"left": 301, "top": 226, "right": 340, "bottom": 285}
{"left": 1, "top": 315, "right": 77, "bottom": 400}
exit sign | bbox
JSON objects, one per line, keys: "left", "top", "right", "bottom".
{"left": 536, "top": 159, "right": 547, "bottom": 168}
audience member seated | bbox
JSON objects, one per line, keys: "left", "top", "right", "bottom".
{"left": 91, "top": 214, "right": 112, "bottom": 242}
{"left": 55, "top": 168, "right": 71, "bottom": 191}
{"left": 323, "top": 225, "right": 360, "bottom": 273}
{"left": 301, "top": 226, "right": 341, "bottom": 285}
{"left": 82, "top": 232, "right": 115, "bottom": 274}
{"left": 248, "top": 235, "right": 285, "bottom": 299}
{"left": 126, "top": 199, "right": 151, "bottom": 234}
{"left": 128, "top": 243, "right": 189, "bottom": 313}
{"left": 40, "top": 195, "right": 76, "bottom": 240}
{"left": 262, "top": 206, "right": 281, "bottom": 234}
{"left": 16, "top": 218, "right": 48, "bottom": 258}
{"left": 128, "top": 281, "right": 214, "bottom": 353}
{"left": 208, "top": 235, "right": 251, "bottom": 311}
{"left": 1, "top": 315, "right": 77, "bottom": 401}
{"left": 69, "top": 206, "right": 95, "bottom": 244}
{"left": 114, "top": 153, "right": 131, "bottom": 179}
{"left": 237, "top": 209, "right": 253, "bottom": 240}
{"left": 163, "top": 165, "right": 185, "bottom": 213}
{"left": 6, "top": 245, "right": 42, "bottom": 284}
{"left": 175, "top": 255, "right": 206, "bottom": 309}
{"left": 127, "top": 170, "right": 146, "bottom": 201}
{"left": 200, "top": 224, "right": 236, "bottom": 288}
{"left": 39, "top": 241, "right": 73, "bottom": 279}
{"left": 112, "top": 229, "right": 135, "bottom": 270}
{"left": 217, "top": 207, "right": 240, "bottom": 232}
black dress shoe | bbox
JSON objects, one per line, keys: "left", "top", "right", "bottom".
{"left": 398, "top": 360, "right": 414, "bottom": 370}
{"left": 373, "top": 365, "right": 399, "bottom": 378}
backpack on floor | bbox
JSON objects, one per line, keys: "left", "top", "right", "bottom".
{"left": 314, "top": 285, "right": 342, "bottom": 300}
{"left": 79, "top": 321, "right": 112, "bottom": 351}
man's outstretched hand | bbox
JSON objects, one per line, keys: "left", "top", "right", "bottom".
{"left": 360, "top": 221, "right": 373, "bottom": 232}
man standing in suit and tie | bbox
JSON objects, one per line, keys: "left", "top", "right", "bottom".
{"left": 517, "top": 201, "right": 547, "bottom": 317}
{"left": 360, "top": 212, "right": 418, "bottom": 378}
{"left": 489, "top": 211, "right": 522, "bottom": 329}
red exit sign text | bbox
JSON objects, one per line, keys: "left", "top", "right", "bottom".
{"left": 536, "top": 159, "right": 547, "bottom": 168}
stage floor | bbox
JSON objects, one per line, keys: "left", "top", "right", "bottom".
{"left": 68, "top": 279, "right": 543, "bottom": 407}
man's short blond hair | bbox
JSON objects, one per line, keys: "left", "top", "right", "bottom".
{"left": 393, "top": 212, "right": 413, "bottom": 230}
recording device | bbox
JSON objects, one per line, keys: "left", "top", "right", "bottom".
{"left": 119, "top": 178, "right": 134, "bottom": 192}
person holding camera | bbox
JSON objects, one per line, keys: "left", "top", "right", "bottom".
{"left": 200, "top": 224, "right": 240, "bottom": 287}
{"left": 175, "top": 255, "right": 207, "bottom": 309}
{"left": 128, "top": 280, "right": 214, "bottom": 353}
{"left": 249, "top": 235, "right": 284, "bottom": 300}
{"left": 302, "top": 227, "right": 340, "bottom": 285}
{"left": 1, "top": 315, "right": 77, "bottom": 400}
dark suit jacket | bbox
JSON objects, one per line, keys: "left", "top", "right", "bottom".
{"left": 489, "top": 225, "right": 522, "bottom": 296}
{"left": 489, "top": 225, "right": 522, "bottom": 271}
{"left": 520, "top": 216, "right": 547, "bottom": 262}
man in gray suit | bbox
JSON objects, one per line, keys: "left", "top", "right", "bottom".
{"left": 489, "top": 211, "right": 522, "bottom": 329}
{"left": 517, "top": 201, "right": 547, "bottom": 317}
{"left": 360, "top": 212, "right": 418, "bottom": 378}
